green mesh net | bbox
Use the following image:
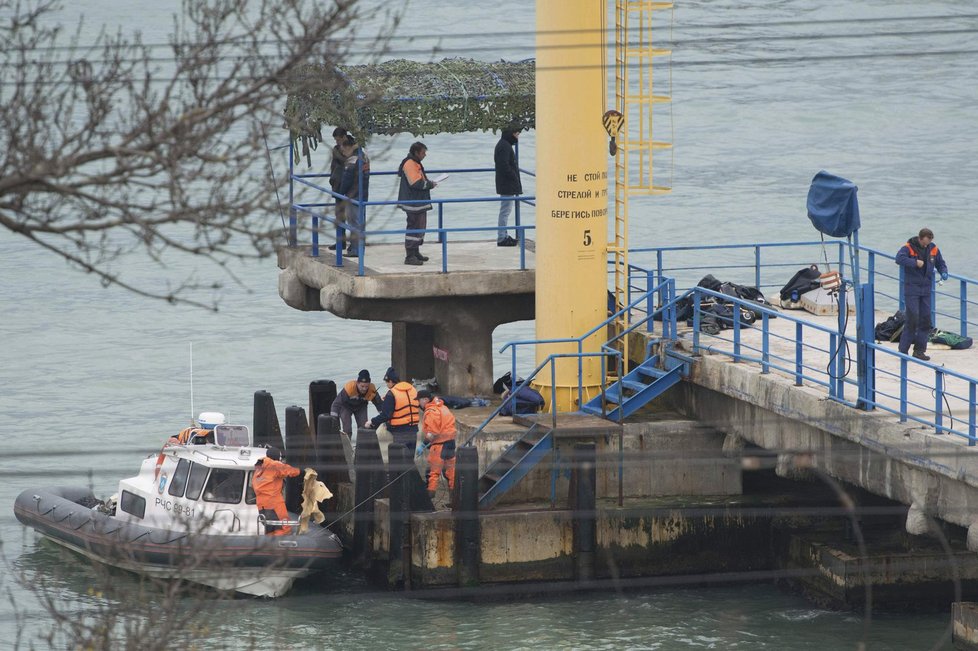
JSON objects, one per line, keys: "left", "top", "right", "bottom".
{"left": 284, "top": 58, "right": 535, "bottom": 163}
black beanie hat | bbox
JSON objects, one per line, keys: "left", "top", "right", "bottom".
{"left": 265, "top": 446, "right": 281, "bottom": 461}
{"left": 417, "top": 389, "right": 432, "bottom": 400}
{"left": 384, "top": 366, "right": 399, "bottom": 383}
{"left": 357, "top": 369, "right": 371, "bottom": 383}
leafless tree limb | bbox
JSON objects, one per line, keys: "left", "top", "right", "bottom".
{"left": 1, "top": 0, "right": 400, "bottom": 309}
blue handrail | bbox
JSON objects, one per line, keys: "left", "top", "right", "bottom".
{"left": 287, "top": 155, "right": 536, "bottom": 276}
{"left": 633, "top": 240, "right": 978, "bottom": 337}
{"left": 685, "top": 284, "right": 978, "bottom": 445}
{"left": 462, "top": 278, "right": 677, "bottom": 447}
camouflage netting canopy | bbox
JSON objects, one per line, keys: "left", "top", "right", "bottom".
{"left": 284, "top": 57, "right": 535, "bottom": 161}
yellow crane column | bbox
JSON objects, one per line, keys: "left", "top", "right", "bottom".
{"left": 534, "top": 0, "right": 609, "bottom": 410}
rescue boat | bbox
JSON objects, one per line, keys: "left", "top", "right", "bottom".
{"left": 13, "top": 422, "right": 342, "bottom": 598}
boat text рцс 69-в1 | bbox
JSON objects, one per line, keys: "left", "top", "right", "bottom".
{"left": 13, "top": 416, "right": 342, "bottom": 597}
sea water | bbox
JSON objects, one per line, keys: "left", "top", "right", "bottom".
{"left": 3, "top": 0, "right": 977, "bottom": 647}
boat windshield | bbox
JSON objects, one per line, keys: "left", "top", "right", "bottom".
{"left": 202, "top": 468, "right": 246, "bottom": 504}
{"left": 168, "top": 458, "right": 192, "bottom": 497}
{"left": 185, "top": 462, "right": 209, "bottom": 500}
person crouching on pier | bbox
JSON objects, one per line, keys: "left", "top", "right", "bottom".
{"left": 418, "top": 389, "right": 457, "bottom": 500}
{"left": 253, "top": 447, "right": 300, "bottom": 536}
{"left": 331, "top": 368, "right": 383, "bottom": 441}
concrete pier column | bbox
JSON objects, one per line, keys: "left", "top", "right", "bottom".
{"left": 392, "top": 322, "right": 435, "bottom": 385}
{"left": 455, "top": 445, "right": 480, "bottom": 587}
{"left": 392, "top": 316, "right": 495, "bottom": 396}
{"left": 572, "top": 442, "right": 597, "bottom": 582}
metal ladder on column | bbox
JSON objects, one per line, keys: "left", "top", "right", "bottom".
{"left": 608, "top": 0, "right": 674, "bottom": 365}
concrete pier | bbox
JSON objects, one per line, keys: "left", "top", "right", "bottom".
{"left": 277, "top": 242, "right": 534, "bottom": 395}
{"left": 664, "top": 323, "right": 978, "bottom": 537}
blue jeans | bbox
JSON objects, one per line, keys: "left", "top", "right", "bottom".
{"left": 497, "top": 196, "right": 515, "bottom": 241}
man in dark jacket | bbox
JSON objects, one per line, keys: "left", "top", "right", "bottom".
{"left": 895, "top": 227, "right": 948, "bottom": 361}
{"left": 327, "top": 127, "right": 349, "bottom": 252}
{"left": 337, "top": 135, "right": 370, "bottom": 257}
{"left": 494, "top": 126, "right": 522, "bottom": 247}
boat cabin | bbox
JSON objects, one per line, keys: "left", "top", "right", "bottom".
{"left": 115, "top": 424, "right": 271, "bottom": 535}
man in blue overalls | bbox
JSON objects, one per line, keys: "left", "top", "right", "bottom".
{"left": 895, "top": 227, "right": 948, "bottom": 361}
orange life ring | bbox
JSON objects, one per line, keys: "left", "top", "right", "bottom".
{"left": 154, "top": 446, "right": 167, "bottom": 480}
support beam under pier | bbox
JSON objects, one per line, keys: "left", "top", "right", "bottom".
{"left": 277, "top": 243, "right": 535, "bottom": 395}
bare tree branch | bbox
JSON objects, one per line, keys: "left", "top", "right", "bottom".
{"left": 1, "top": 0, "right": 398, "bottom": 309}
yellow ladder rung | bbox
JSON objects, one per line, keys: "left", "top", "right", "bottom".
{"left": 623, "top": 94, "right": 672, "bottom": 104}
{"left": 627, "top": 186, "right": 672, "bottom": 196}
{"left": 621, "top": 140, "right": 673, "bottom": 151}
{"left": 622, "top": 48, "right": 673, "bottom": 58}
{"left": 625, "top": 1, "right": 674, "bottom": 9}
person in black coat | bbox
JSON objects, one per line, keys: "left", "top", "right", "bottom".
{"left": 494, "top": 127, "right": 523, "bottom": 247}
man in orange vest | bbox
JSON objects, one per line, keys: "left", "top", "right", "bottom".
{"left": 366, "top": 366, "right": 420, "bottom": 450}
{"left": 417, "top": 389, "right": 457, "bottom": 500}
{"left": 252, "top": 447, "right": 300, "bottom": 536}
{"left": 330, "top": 369, "right": 383, "bottom": 437}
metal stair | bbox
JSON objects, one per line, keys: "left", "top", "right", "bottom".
{"left": 581, "top": 348, "right": 692, "bottom": 421}
{"left": 478, "top": 423, "right": 554, "bottom": 509}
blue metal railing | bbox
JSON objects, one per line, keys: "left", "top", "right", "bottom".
{"left": 685, "top": 284, "right": 978, "bottom": 445}
{"left": 616, "top": 248, "right": 978, "bottom": 443}
{"left": 287, "top": 150, "right": 536, "bottom": 276}
{"left": 632, "top": 240, "right": 978, "bottom": 338}
{"left": 464, "top": 277, "right": 677, "bottom": 445}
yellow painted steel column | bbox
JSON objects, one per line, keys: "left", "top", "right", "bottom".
{"left": 535, "top": 0, "right": 608, "bottom": 410}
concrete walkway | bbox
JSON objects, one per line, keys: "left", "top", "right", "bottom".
{"left": 686, "top": 306, "right": 978, "bottom": 444}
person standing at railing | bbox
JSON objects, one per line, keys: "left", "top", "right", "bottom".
{"left": 397, "top": 142, "right": 437, "bottom": 266}
{"left": 337, "top": 134, "right": 370, "bottom": 258}
{"left": 895, "top": 227, "right": 948, "bottom": 361}
{"left": 328, "top": 127, "right": 350, "bottom": 252}
{"left": 494, "top": 124, "right": 522, "bottom": 247}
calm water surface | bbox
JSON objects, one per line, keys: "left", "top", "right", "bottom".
{"left": 3, "top": 0, "right": 977, "bottom": 648}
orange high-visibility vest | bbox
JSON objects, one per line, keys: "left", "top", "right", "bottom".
{"left": 343, "top": 380, "right": 378, "bottom": 402}
{"left": 389, "top": 382, "right": 420, "bottom": 427}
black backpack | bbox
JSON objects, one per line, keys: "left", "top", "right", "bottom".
{"left": 780, "top": 264, "right": 822, "bottom": 301}
{"left": 874, "top": 311, "right": 905, "bottom": 342}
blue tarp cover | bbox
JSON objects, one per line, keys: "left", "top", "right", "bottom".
{"left": 807, "top": 170, "right": 860, "bottom": 238}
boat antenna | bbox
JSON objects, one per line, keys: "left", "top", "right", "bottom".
{"left": 190, "top": 342, "right": 195, "bottom": 425}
